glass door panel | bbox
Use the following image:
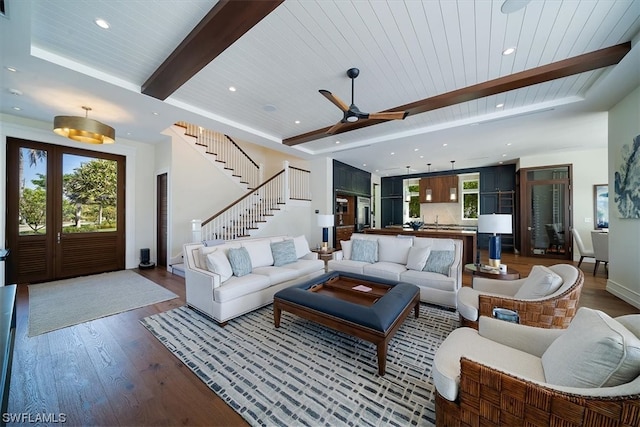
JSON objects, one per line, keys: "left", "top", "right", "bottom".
{"left": 529, "top": 183, "right": 568, "bottom": 256}
{"left": 19, "top": 147, "right": 48, "bottom": 235}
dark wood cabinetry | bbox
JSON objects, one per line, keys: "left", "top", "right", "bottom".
{"left": 334, "top": 160, "right": 371, "bottom": 196}
{"left": 419, "top": 175, "right": 459, "bottom": 203}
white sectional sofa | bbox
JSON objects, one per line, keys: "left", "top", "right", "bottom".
{"left": 327, "top": 233, "right": 463, "bottom": 308}
{"left": 183, "top": 235, "right": 325, "bottom": 324}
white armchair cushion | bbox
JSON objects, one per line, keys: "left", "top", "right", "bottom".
{"left": 513, "top": 265, "right": 563, "bottom": 299}
{"left": 541, "top": 307, "right": 640, "bottom": 387}
{"left": 205, "top": 250, "right": 233, "bottom": 284}
{"left": 405, "top": 246, "right": 431, "bottom": 271}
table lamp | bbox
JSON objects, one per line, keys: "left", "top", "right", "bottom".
{"left": 477, "top": 214, "right": 512, "bottom": 268}
{"left": 317, "top": 214, "right": 334, "bottom": 251}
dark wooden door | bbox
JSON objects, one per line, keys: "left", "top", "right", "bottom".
{"left": 156, "top": 173, "right": 168, "bottom": 267}
{"left": 6, "top": 138, "right": 126, "bottom": 284}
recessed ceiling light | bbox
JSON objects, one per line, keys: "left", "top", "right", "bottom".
{"left": 335, "top": 140, "right": 340, "bottom": 144}
{"left": 496, "top": 103, "right": 504, "bottom": 108}
{"left": 502, "top": 47, "right": 516, "bottom": 56}
{"left": 506, "top": 142, "right": 512, "bottom": 146}
{"left": 502, "top": 154, "right": 507, "bottom": 157}
{"left": 414, "top": 148, "right": 419, "bottom": 152}
{"left": 294, "top": 120, "right": 300, "bottom": 124}
{"left": 390, "top": 152, "right": 395, "bottom": 155}
{"left": 363, "top": 164, "right": 366, "bottom": 167}
{"left": 501, "top": 0, "right": 531, "bottom": 14}
{"left": 94, "top": 18, "right": 110, "bottom": 29}
{"left": 499, "top": 161, "right": 504, "bottom": 164}
{"left": 228, "top": 86, "right": 236, "bottom": 92}
{"left": 9, "top": 88, "right": 22, "bottom": 96}
{"left": 442, "top": 143, "right": 448, "bottom": 147}
{"left": 152, "top": 112, "right": 159, "bottom": 116}
{"left": 5, "top": 66, "right": 17, "bottom": 72}
{"left": 420, "top": 155, "right": 424, "bottom": 159}
{"left": 12, "top": 106, "right": 21, "bottom": 111}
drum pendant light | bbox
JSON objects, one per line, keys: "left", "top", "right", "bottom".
{"left": 54, "top": 106, "right": 115, "bottom": 144}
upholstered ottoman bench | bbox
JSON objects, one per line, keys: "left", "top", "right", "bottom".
{"left": 273, "top": 271, "right": 420, "bottom": 375}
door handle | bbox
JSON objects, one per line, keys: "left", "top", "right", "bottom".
{"left": 57, "top": 232, "right": 61, "bottom": 244}
{"left": 527, "top": 227, "right": 532, "bottom": 231}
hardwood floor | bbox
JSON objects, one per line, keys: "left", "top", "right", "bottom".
{"left": 7, "top": 254, "right": 638, "bottom": 426}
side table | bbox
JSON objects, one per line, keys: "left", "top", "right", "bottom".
{"left": 464, "top": 263, "right": 520, "bottom": 282}
{"left": 311, "top": 248, "right": 335, "bottom": 271}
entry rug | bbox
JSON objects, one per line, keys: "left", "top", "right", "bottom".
{"left": 141, "top": 303, "right": 458, "bottom": 426}
{"left": 29, "top": 269, "right": 178, "bottom": 337}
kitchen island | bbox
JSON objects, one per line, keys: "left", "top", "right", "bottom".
{"left": 364, "top": 227, "right": 477, "bottom": 265}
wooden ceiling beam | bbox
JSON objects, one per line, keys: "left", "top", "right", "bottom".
{"left": 283, "top": 41, "right": 631, "bottom": 147}
{"left": 142, "top": 0, "right": 283, "bottom": 100}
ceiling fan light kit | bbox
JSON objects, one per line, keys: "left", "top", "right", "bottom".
{"left": 319, "top": 67, "right": 409, "bottom": 135}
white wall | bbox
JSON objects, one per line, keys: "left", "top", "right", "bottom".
{"left": 518, "top": 148, "right": 608, "bottom": 263}
{"left": 607, "top": 85, "right": 640, "bottom": 309}
{"left": 309, "top": 157, "right": 334, "bottom": 247}
{"left": 0, "top": 114, "right": 157, "bottom": 285}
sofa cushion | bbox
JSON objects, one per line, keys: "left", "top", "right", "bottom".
{"left": 252, "top": 266, "right": 299, "bottom": 285}
{"left": 340, "top": 240, "right": 352, "bottom": 260}
{"left": 205, "top": 250, "right": 233, "bottom": 283}
{"left": 378, "top": 236, "right": 413, "bottom": 264}
{"left": 351, "top": 239, "right": 378, "bottom": 263}
{"left": 281, "top": 259, "right": 325, "bottom": 275}
{"left": 271, "top": 240, "right": 297, "bottom": 267}
{"left": 400, "top": 269, "right": 457, "bottom": 292}
{"left": 242, "top": 239, "right": 274, "bottom": 268}
{"left": 327, "top": 259, "right": 367, "bottom": 275}
{"left": 227, "top": 247, "right": 253, "bottom": 277}
{"left": 406, "top": 246, "right": 431, "bottom": 271}
{"left": 514, "top": 265, "right": 563, "bottom": 299}
{"left": 213, "top": 274, "right": 271, "bottom": 303}
{"left": 423, "top": 250, "right": 455, "bottom": 275}
{"left": 541, "top": 307, "right": 640, "bottom": 387}
{"left": 292, "top": 235, "right": 311, "bottom": 259}
{"left": 363, "top": 262, "right": 407, "bottom": 281}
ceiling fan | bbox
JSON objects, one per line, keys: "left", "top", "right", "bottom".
{"left": 319, "top": 68, "right": 409, "bottom": 135}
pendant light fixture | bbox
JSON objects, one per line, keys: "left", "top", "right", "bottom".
{"left": 53, "top": 106, "right": 115, "bottom": 144}
{"left": 449, "top": 160, "right": 457, "bottom": 201}
{"left": 425, "top": 163, "right": 432, "bottom": 202}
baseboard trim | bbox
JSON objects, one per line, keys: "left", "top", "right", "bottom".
{"left": 606, "top": 279, "right": 640, "bottom": 310}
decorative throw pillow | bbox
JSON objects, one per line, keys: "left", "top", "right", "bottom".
{"left": 541, "top": 307, "right": 640, "bottom": 387}
{"left": 205, "top": 250, "right": 233, "bottom": 283}
{"left": 406, "top": 246, "right": 431, "bottom": 271}
{"left": 271, "top": 240, "right": 298, "bottom": 266}
{"left": 423, "top": 250, "right": 455, "bottom": 275}
{"left": 292, "top": 235, "right": 311, "bottom": 258}
{"left": 242, "top": 239, "right": 274, "bottom": 268}
{"left": 340, "top": 240, "right": 352, "bottom": 260}
{"left": 227, "top": 247, "right": 252, "bottom": 277}
{"left": 514, "top": 265, "right": 563, "bottom": 299}
{"left": 350, "top": 239, "right": 378, "bottom": 263}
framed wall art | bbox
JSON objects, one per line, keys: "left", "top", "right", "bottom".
{"left": 594, "top": 184, "right": 609, "bottom": 229}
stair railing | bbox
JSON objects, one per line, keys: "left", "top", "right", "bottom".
{"left": 177, "top": 121, "right": 261, "bottom": 189}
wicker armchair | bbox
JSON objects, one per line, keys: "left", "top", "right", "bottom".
{"left": 457, "top": 264, "right": 583, "bottom": 329}
{"left": 433, "top": 313, "right": 640, "bottom": 427}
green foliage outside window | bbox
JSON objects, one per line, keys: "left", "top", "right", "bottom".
{"left": 407, "top": 185, "right": 420, "bottom": 218}
{"left": 462, "top": 178, "right": 479, "bottom": 219}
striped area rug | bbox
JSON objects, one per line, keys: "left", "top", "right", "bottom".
{"left": 141, "top": 303, "right": 458, "bottom": 426}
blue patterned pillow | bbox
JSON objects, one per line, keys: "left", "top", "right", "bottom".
{"left": 271, "top": 240, "right": 298, "bottom": 266}
{"left": 423, "top": 250, "right": 455, "bottom": 275}
{"left": 227, "top": 247, "right": 252, "bottom": 277}
{"left": 350, "top": 239, "right": 378, "bottom": 263}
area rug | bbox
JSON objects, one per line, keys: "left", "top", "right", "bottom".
{"left": 141, "top": 303, "right": 458, "bottom": 426}
{"left": 28, "top": 269, "right": 178, "bottom": 337}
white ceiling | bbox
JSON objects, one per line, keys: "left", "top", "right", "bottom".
{"left": 1, "top": 0, "right": 639, "bottom": 176}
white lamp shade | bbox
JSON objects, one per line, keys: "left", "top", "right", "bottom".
{"left": 478, "top": 214, "right": 512, "bottom": 234}
{"left": 317, "top": 214, "right": 334, "bottom": 227}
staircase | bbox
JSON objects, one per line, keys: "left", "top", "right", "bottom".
{"left": 174, "top": 122, "right": 312, "bottom": 242}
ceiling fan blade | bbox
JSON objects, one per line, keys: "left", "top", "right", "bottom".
{"left": 326, "top": 121, "right": 346, "bottom": 135}
{"left": 319, "top": 89, "right": 350, "bottom": 112}
{"left": 368, "top": 111, "right": 409, "bottom": 120}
